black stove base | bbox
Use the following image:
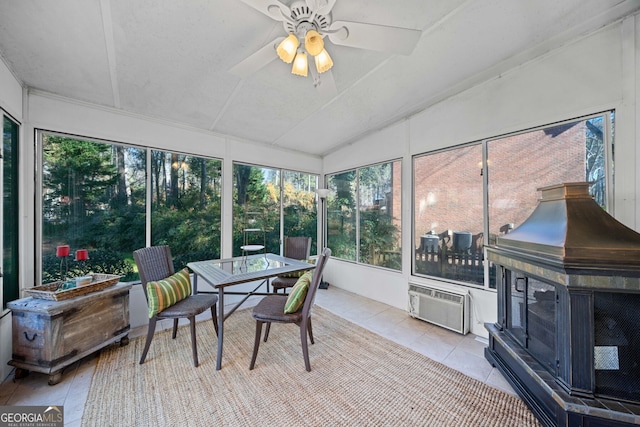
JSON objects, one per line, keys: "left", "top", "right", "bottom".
{"left": 485, "top": 323, "right": 640, "bottom": 427}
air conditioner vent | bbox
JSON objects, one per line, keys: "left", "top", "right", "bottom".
{"left": 408, "top": 283, "right": 470, "bottom": 334}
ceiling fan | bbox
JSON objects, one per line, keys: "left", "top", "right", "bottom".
{"left": 230, "top": 0, "right": 422, "bottom": 93}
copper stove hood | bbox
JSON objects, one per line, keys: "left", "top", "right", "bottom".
{"left": 495, "top": 182, "right": 640, "bottom": 274}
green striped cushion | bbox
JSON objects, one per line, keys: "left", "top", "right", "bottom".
{"left": 146, "top": 268, "right": 192, "bottom": 318}
{"left": 284, "top": 271, "right": 313, "bottom": 314}
{"left": 278, "top": 259, "right": 315, "bottom": 278}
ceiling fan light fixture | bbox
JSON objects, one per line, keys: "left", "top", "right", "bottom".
{"left": 304, "top": 29, "right": 324, "bottom": 56}
{"left": 314, "top": 48, "right": 333, "bottom": 73}
{"left": 291, "top": 51, "right": 308, "bottom": 76}
{"left": 276, "top": 33, "right": 299, "bottom": 63}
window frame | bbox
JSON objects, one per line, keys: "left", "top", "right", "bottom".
{"left": 2, "top": 110, "right": 20, "bottom": 308}
{"left": 35, "top": 129, "right": 224, "bottom": 284}
{"left": 326, "top": 158, "right": 403, "bottom": 271}
{"left": 231, "top": 161, "right": 320, "bottom": 257}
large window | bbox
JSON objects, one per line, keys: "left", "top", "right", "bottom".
{"left": 282, "top": 170, "right": 320, "bottom": 254}
{"left": 414, "top": 145, "right": 484, "bottom": 283}
{"left": 487, "top": 115, "right": 611, "bottom": 236}
{"left": 39, "top": 132, "right": 222, "bottom": 282}
{"left": 2, "top": 113, "right": 19, "bottom": 307}
{"left": 151, "top": 151, "right": 222, "bottom": 268}
{"left": 413, "top": 112, "right": 613, "bottom": 288}
{"left": 327, "top": 160, "right": 402, "bottom": 270}
{"left": 232, "top": 163, "right": 318, "bottom": 257}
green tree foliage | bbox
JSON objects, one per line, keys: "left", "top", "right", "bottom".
{"left": 42, "top": 136, "right": 143, "bottom": 281}
{"left": 327, "top": 171, "right": 357, "bottom": 260}
{"left": 42, "top": 136, "right": 223, "bottom": 281}
{"left": 327, "top": 163, "right": 401, "bottom": 269}
{"left": 233, "top": 165, "right": 318, "bottom": 256}
{"left": 41, "top": 135, "right": 317, "bottom": 282}
{"left": 43, "top": 135, "right": 119, "bottom": 249}
{"left": 151, "top": 153, "right": 223, "bottom": 268}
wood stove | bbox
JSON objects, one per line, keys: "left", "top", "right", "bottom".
{"left": 485, "top": 182, "right": 640, "bottom": 427}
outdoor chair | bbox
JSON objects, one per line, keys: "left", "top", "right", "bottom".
{"left": 133, "top": 245, "right": 218, "bottom": 367}
{"left": 249, "top": 247, "right": 331, "bottom": 372}
{"left": 270, "top": 236, "right": 312, "bottom": 294}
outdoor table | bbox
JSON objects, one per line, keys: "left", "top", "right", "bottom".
{"left": 188, "top": 253, "right": 316, "bottom": 370}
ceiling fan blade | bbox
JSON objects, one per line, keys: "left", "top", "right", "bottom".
{"left": 309, "top": 64, "right": 338, "bottom": 97}
{"left": 229, "top": 37, "right": 284, "bottom": 79}
{"left": 315, "top": 69, "right": 338, "bottom": 97}
{"left": 328, "top": 20, "right": 421, "bottom": 55}
{"left": 239, "top": 0, "right": 291, "bottom": 22}
{"left": 305, "top": 0, "right": 337, "bottom": 16}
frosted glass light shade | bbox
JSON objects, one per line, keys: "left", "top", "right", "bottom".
{"left": 316, "top": 188, "right": 330, "bottom": 199}
{"left": 304, "top": 30, "right": 324, "bottom": 56}
{"left": 277, "top": 34, "right": 299, "bottom": 64}
{"left": 291, "top": 51, "right": 308, "bottom": 76}
{"left": 314, "top": 49, "right": 333, "bottom": 73}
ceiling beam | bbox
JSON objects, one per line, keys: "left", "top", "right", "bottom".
{"left": 99, "top": 0, "right": 120, "bottom": 108}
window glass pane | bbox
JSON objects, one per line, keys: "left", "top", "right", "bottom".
{"left": 3, "top": 115, "right": 19, "bottom": 307}
{"left": 413, "top": 145, "right": 484, "bottom": 285}
{"left": 282, "top": 171, "right": 318, "bottom": 254}
{"left": 42, "top": 134, "right": 146, "bottom": 283}
{"left": 358, "top": 161, "right": 402, "bottom": 270}
{"left": 487, "top": 114, "right": 610, "bottom": 240}
{"left": 233, "top": 164, "right": 281, "bottom": 256}
{"left": 327, "top": 171, "right": 357, "bottom": 261}
{"left": 151, "top": 151, "right": 222, "bottom": 270}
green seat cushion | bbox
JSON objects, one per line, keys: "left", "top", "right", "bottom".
{"left": 146, "top": 268, "right": 192, "bottom": 318}
{"left": 284, "top": 271, "right": 313, "bottom": 314}
{"left": 278, "top": 259, "right": 315, "bottom": 278}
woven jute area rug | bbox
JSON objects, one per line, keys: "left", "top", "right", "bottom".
{"left": 82, "top": 307, "right": 539, "bottom": 426}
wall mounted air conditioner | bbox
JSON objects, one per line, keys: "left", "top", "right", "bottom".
{"left": 408, "top": 283, "right": 470, "bottom": 335}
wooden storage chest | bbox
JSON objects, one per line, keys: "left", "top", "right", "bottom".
{"left": 7, "top": 283, "right": 131, "bottom": 385}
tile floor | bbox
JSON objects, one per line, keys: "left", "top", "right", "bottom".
{"left": 0, "top": 285, "right": 516, "bottom": 426}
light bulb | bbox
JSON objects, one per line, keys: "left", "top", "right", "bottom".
{"left": 314, "top": 48, "right": 333, "bottom": 73}
{"left": 304, "top": 30, "right": 324, "bottom": 56}
{"left": 276, "top": 34, "right": 299, "bottom": 64}
{"left": 291, "top": 51, "right": 308, "bottom": 77}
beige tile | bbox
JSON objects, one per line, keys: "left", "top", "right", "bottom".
{"left": 455, "top": 334, "right": 489, "bottom": 358}
{"left": 441, "top": 346, "right": 494, "bottom": 382}
{"left": 408, "top": 332, "right": 456, "bottom": 362}
{"left": 0, "top": 372, "right": 19, "bottom": 405}
{"left": 486, "top": 368, "right": 517, "bottom": 396}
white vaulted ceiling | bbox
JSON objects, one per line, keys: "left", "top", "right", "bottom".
{"left": 0, "top": 0, "right": 638, "bottom": 156}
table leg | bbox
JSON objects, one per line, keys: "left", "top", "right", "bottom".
{"left": 193, "top": 274, "right": 198, "bottom": 294}
{"left": 216, "top": 287, "right": 224, "bottom": 370}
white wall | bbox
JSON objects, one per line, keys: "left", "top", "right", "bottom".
{"left": 323, "top": 16, "right": 639, "bottom": 337}
{"left": 0, "top": 57, "right": 24, "bottom": 382}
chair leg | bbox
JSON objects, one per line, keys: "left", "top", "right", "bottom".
{"left": 307, "top": 317, "right": 314, "bottom": 345}
{"left": 211, "top": 305, "right": 219, "bottom": 337}
{"left": 189, "top": 316, "right": 198, "bottom": 367}
{"left": 139, "top": 317, "right": 157, "bottom": 364}
{"left": 172, "top": 318, "right": 179, "bottom": 339}
{"left": 263, "top": 322, "right": 271, "bottom": 342}
{"left": 249, "top": 321, "right": 264, "bottom": 370}
{"left": 300, "top": 321, "right": 311, "bottom": 372}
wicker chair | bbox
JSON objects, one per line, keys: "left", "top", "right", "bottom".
{"left": 270, "top": 236, "right": 312, "bottom": 294}
{"left": 249, "top": 247, "right": 331, "bottom": 372}
{"left": 133, "top": 246, "right": 218, "bottom": 367}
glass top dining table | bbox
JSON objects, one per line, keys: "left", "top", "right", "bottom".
{"left": 188, "top": 253, "right": 316, "bottom": 370}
